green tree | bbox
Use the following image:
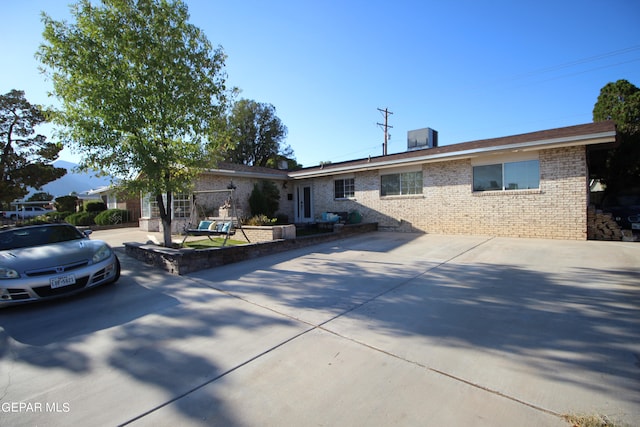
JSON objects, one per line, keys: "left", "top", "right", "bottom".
{"left": 265, "top": 154, "right": 303, "bottom": 171}
{"left": 592, "top": 79, "right": 640, "bottom": 193}
{"left": 27, "top": 192, "right": 54, "bottom": 203}
{"left": 225, "top": 99, "right": 291, "bottom": 167}
{"left": 593, "top": 79, "right": 640, "bottom": 135}
{"left": 38, "top": 0, "right": 231, "bottom": 246}
{"left": 0, "top": 90, "right": 66, "bottom": 208}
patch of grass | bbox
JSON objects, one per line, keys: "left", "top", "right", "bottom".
{"left": 562, "top": 413, "right": 626, "bottom": 427}
{"left": 183, "top": 238, "right": 246, "bottom": 249}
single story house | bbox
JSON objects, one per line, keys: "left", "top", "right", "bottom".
{"left": 138, "top": 120, "right": 617, "bottom": 240}
{"left": 86, "top": 186, "right": 141, "bottom": 223}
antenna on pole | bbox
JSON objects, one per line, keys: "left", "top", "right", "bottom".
{"left": 377, "top": 107, "right": 393, "bottom": 156}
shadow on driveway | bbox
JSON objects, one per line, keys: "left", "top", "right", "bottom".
{"left": 1, "top": 232, "right": 639, "bottom": 425}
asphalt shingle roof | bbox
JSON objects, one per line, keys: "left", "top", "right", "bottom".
{"left": 294, "top": 121, "right": 617, "bottom": 174}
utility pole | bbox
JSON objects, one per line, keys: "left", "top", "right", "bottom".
{"left": 377, "top": 107, "right": 393, "bottom": 156}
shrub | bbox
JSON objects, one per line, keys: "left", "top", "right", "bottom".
{"left": 244, "top": 214, "right": 276, "bottom": 226}
{"left": 45, "top": 211, "right": 71, "bottom": 222}
{"left": 85, "top": 201, "right": 107, "bottom": 213}
{"left": 248, "top": 180, "right": 280, "bottom": 217}
{"left": 22, "top": 216, "right": 54, "bottom": 225}
{"left": 65, "top": 212, "right": 95, "bottom": 226}
{"left": 94, "top": 209, "right": 129, "bottom": 225}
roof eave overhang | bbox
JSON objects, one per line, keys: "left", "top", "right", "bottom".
{"left": 203, "top": 168, "right": 289, "bottom": 180}
{"left": 289, "top": 130, "right": 617, "bottom": 179}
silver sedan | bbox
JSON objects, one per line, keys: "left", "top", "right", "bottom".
{"left": 0, "top": 223, "right": 120, "bottom": 307}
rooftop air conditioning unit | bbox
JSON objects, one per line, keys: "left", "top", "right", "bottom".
{"left": 407, "top": 128, "right": 438, "bottom": 151}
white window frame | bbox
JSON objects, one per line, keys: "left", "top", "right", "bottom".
{"left": 142, "top": 193, "right": 191, "bottom": 218}
{"left": 472, "top": 153, "right": 540, "bottom": 192}
{"left": 107, "top": 193, "right": 118, "bottom": 209}
{"left": 141, "top": 193, "right": 159, "bottom": 218}
{"left": 173, "top": 193, "right": 190, "bottom": 218}
{"left": 334, "top": 177, "right": 355, "bottom": 199}
{"left": 380, "top": 169, "right": 423, "bottom": 196}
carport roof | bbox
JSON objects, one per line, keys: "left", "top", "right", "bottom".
{"left": 289, "top": 120, "right": 617, "bottom": 178}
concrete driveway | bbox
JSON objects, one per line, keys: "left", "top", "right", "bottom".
{"left": 0, "top": 231, "right": 638, "bottom": 426}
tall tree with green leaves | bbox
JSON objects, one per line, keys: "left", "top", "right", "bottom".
{"left": 0, "top": 90, "right": 66, "bottom": 208}
{"left": 37, "top": 0, "right": 231, "bottom": 246}
{"left": 592, "top": 79, "right": 640, "bottom": 193}
{"left": 225, "top": 99, "right": 292, "bottom": 167}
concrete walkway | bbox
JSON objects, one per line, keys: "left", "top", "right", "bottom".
{"left": 1, "top": 230, "right": 638, "bottom": 426}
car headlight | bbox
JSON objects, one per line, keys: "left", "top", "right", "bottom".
{"left": 0, "top": 266, "right": 19, "bottom": 279}
{"left": 92, "top": 244, "right": 113, "bottom": 263}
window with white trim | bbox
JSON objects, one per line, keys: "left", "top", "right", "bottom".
{"left": 141, "top": 194, "right": 160, "bottom": 218}
{"left": 107, "top": 193, "right": 117, "bottom": 209}
{"left": 173, "top": 193, "right": 190, "bottom": 218}
{"left": 142, "top": 193, "right": 191, "bottom": 218}
{"left": 473, "top": 159, "right": 540, "bottom": 191}
{"left": 334, "top": 178, "right": 355, "bottom": 199}
{"left": 380, "top": 171, "right": 423, "bottom": 196}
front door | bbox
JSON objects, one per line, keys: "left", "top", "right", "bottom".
{"left": 295, "top": 184, "right": 313, "bottom": 223}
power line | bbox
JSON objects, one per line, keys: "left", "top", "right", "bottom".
{"left": 468, "top": 44, "right": 640, "bottom": 92}
{"left": 329, "top": 144, "right": 381, "bottom": 162}
{"left": 508, "top": 45, "right": 640, "bottom": 81}
{"left": 516, "top": 57, "right": 640, "bottom": 87}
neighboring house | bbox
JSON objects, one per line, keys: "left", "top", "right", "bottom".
{"left": 138, "top": 121, "right": 617, "bottom": 240}
{"left": 86, "top": 186, "right": 141, "bottom": 223}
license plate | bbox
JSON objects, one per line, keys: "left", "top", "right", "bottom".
{"left": 50, "top": 274, "right": 76, "bottom": 289}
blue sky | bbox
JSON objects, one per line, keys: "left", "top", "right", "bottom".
{"left": 2, "top": 0, "right": 639, "bottom": 168}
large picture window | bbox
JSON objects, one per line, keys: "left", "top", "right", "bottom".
{"left": 334, "top": 178, "right": 355, "bottom": 199}
{"left": 473, "top": 159, "right": 539, "bottom": 191}
{"left": 141, "top": 193, "right": 190, "bottom": 218}
{"left": 380, "top": 171, "right": 423, "bottom": 196}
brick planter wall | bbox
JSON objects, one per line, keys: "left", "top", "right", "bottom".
{"left": 234, "top": 225, "right": 296, "bottom": 243}
{"left": 125, "top": 222, "right": 378, "bottom": 275}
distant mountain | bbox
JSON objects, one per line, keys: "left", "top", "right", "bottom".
{"left": 28, "top": 160, "right": 114, "bottom": 199}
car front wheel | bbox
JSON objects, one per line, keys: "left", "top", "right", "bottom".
{"left": 110, "top": 256, "right": 121, "bottom": 284}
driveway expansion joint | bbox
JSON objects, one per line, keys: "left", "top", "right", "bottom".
{"left": 319, "top": 326, "right": 564, "bottom": 422}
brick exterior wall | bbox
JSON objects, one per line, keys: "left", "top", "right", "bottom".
{"left": 140, "top": 174, "right": 296, "bottom": 233}
{"left": 311, "top": 146, "right": 588, "bottom": 240}
{"left": 193, "top": 174, "right": 295, "bottom": 222}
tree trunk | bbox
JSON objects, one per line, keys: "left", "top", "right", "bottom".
{"left": 156, "top": 192, "right": 173, "bottom": 247}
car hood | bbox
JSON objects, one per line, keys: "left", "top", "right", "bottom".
{"left": 0, "top": 239, "right": 111, "bottom": 274}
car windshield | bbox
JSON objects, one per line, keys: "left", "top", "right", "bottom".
{"left": 0, "top": 225, "right": 86, "bottom": 250}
